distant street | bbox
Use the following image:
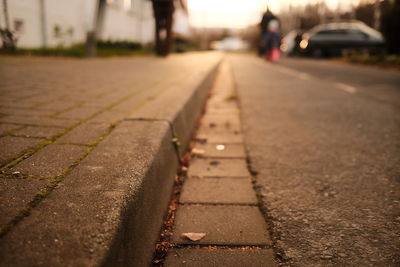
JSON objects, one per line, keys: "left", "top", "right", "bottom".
{"left": 230, "top": 55, "right": 400, "bottom": 266}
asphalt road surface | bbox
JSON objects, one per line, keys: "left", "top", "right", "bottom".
{"left": 230, "top": 55, "right": 400, "bottom": 266}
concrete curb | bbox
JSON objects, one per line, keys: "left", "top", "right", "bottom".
{"left": 0, "top": 57, "right": 221, "bottom": 266}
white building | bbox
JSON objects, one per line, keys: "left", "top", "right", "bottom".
{"left": 0, "top": 0, "right": 189, "bottom": 49}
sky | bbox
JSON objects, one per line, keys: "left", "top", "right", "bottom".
{"left": 187, "top": 0, "right": 363, "bottom": 29}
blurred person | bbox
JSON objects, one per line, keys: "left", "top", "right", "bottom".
{"left": 261, "top": 12, "right": 281, "bottom": 62}
{"left": 151, "top": 0, "right": 186, "bottom": 56}
{"left": 151, "top": 0, "right": 175, "bottom": 56}
{"left": 259, "top": 8, "right": 279, "bottom": 56}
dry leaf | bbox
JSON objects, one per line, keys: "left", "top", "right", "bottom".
{"left": 191, "top": 148, "right": 205, "bottom": 155}
{"left": 181, "top": 166, "right": 188, "bottom": 172}
{"left": 181, "top": 232, "right": 206, "bottom": 241}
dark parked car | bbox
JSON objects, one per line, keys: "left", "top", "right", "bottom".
{"left": 299, "top": 21, "right": 385, "bottom": 57}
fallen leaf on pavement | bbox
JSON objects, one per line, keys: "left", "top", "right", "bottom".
{"left": 209, "top": 160, "right": 220, "bottom": 166}
{"left": 191, "top": 148, "right": 205, "bottom": 155}
{"left": 181, "top": 232, "right": 206, "bottom": 241}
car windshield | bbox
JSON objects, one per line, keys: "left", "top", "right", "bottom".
{"left": 307, "top": 21, "right": 383, "bottom": 40}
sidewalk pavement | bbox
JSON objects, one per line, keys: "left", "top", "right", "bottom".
{"left": 0, "top": 52, "right": 221, "bottom": 266}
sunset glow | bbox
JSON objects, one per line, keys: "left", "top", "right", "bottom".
{"left": 187, "top": 0, "right": 363, "bottom": 29}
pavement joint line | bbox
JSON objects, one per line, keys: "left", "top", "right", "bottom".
{"left": 186, "top": 176, "right": 249, "bottom": 179}
{"left": 0, "top": 121, "right": 119, "bottom": 238}
{"left": 48, "top": 103, "right": 83, "bottom": 118}
{"left": 0, "top": 122, "right": 64, "bottom": 128}
{"left": 52, "top": 141, "right": 93, "bottom": 147}
{"left": 178, "top": 202, "right": 258, "bottom": 207}
{"left": 0, "top": 125, "right": 27, "bottom": 137}
{"left": 0, "top": 139, "right": 53, "bottom": 170}
{"left": 9, "top": 134, "right": 47, "bottom": 140}
{"left": 189, "top": 175, "right": 250, "bottom": 179}
{"left": 13, "top": 92, "right": 52, "bottom": 102}
{"left": 172, "top": 243, "right": 273, "bottom": 249}
{"left": 196, "top": 156, "right": 247, "bottom": 159}
{"left": 0, "top": 174, "right": 55, "bottom": 180}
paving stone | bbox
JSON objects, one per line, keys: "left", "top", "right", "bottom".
{"left": 197, "top": 125, "right": 241, "bottom": 137}
{"left": 195, "top": 133, "right": 244, "bottom": 144}
{"left": 194, "top": 143, "right": 246, "bottom": 158}
{"left": 172, "top": 205, "right": 271, "bottom": 245}
{"left": 0, "top": 136, "right": 42, "bottom": 165}
{"left": 198, "top": 115, "right": 241, "bottom": 134}
{"left": 55, "top": 106, "right": 99, "bottom": 120}
{"left": 10, "top": 144, "right": 87, "bottom": 177}
{"left": 0, "top": 178, "right": 48, "bottom": 227}
{"left": 188, "top": 158, "right": 249, "bottom": 178}
{"left": 57, "top": 122, "right": 108, "bottom": 144}
{"left": 165, "top": 248, "right": 278, "bottom": 267}
{"left": 0, "top": 123, "right": 21, "bottom": 135}
{"left": 14, "top": 126, "right": 62, "bottom": 138}
{"left": 201, "top": 114, "right": 241, "bottom": 127}
{"left": 180, "top": 177, "right": 257, "bottom": 205}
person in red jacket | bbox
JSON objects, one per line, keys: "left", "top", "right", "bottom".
{"left": 260, "top": 9, "right": 281, "bottom": 62}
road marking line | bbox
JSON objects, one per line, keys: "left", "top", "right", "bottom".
{"left": 335, "top": 83, "right": 357, "bottom": 94}
{"left": 299, "top": 73, "right": 312, "bottom": 80}
{"left": 254, "top": 58, "right": 358, "bottom": 94}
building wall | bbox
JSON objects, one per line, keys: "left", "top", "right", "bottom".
{"left": 0, "top": 0, "right": 46, "bottom": 48}
{"left": 0, "top": 0, "right": 155, "bottom": 48}
{"left": 101, "top": 0, "right": 154, "bottom": 43}
{"left": 42, "top": 0, "right": 93, "bottom": 47}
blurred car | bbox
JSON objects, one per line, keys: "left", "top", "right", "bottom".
{"left": 281, "top": 30, "right": 303, "bottom": 56}
{"left": 210, "top": 37, "right": 249, "bottom": 51}
{"left": 299, "top": 21, "right": 385, "bottom": 57}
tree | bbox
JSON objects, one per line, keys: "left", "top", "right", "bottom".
{"left": 84, "top": 0, "right": 106, "bottom": 58}
{"left": 1, "top": 0, "right": 16, "bottom": 51}
{"left": 380, "top": 0, "right": 400, "bottom": 54}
